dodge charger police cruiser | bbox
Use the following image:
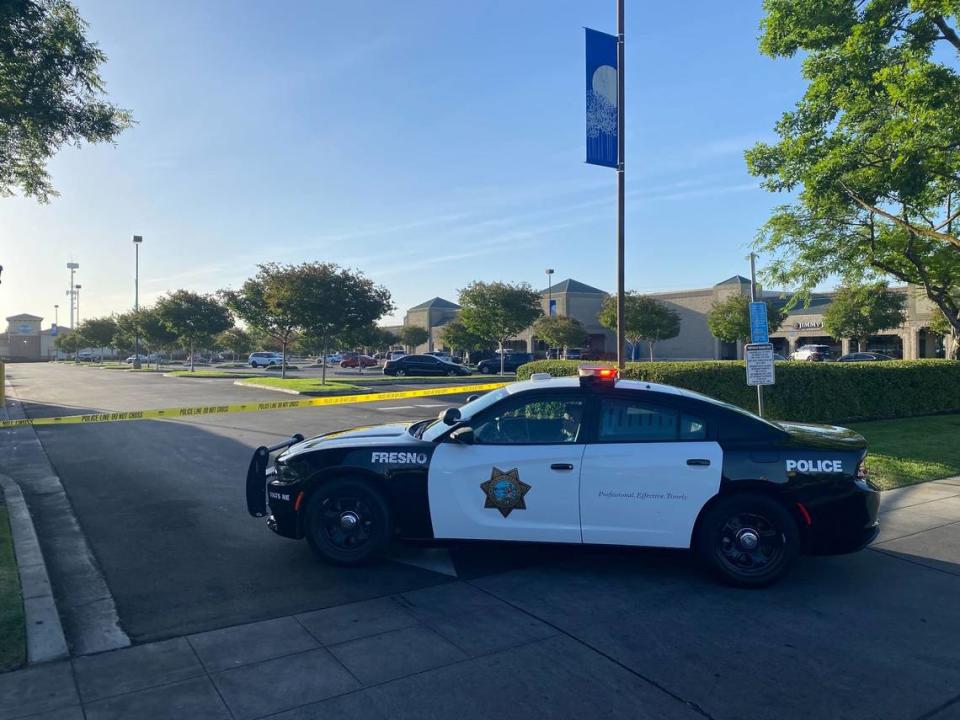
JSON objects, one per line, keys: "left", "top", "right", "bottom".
{"left": 245, "top": 367, "right": 879, "bottom": 587}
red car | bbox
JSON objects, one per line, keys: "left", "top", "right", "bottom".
{"left": 340, "top": 355, "right": 378, "bottom": 369}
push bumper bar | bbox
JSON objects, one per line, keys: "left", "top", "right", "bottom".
{"left": 245, "top": 434, "right": 304, "bottom": 517}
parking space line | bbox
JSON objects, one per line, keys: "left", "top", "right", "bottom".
{"left": 415, "top": 403, "right": 447, "bottom": 408}
{"left": 378, "top": 406, "right": 416, "bottom": 410}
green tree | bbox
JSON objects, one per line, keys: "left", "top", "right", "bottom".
{"left": 216, "top": 327, "right": 252, "bottom": 361}
{"left": 155, "top": 291, "right": 232, "bottom": 372}
{"left": 928, "top": 308, "right": 958, "bottom": 358}
{"left": 747, "top": 1, "right": 960, "bottom": 336}
{"left": 822, "top": 283, "right": 907, "bottom": 351}
{"left": 531, "top": 316, "right": 588, "bottom": 357}
{"left": 458, "top": 281, "right": 542, "bottom": 374}
{"left": 53, "top": 330, "right": 79, "bottom": 357}
{"left": 598, "top": 293, "right": 682, "bottom": 361}
{"left": 397, "top": 325, "right": 430, "bottom": 352}
{"left": 293, "top": 263, "right": 393, "bottom": 384}
{"left": 1, "top": 0, "right": 132, "bottom": 201}
{"left": 77, "top": 316, "right": 117, "bottom": 364}
{"left": 438, "top": 318, "right": 487, "bottom": 358}
{"left": 221, "top": 263, "right": 309, "bottom": 378}
{"left": 706, "top": 295, "right": 785, "bottom": 345}
{"left": 139, "top": 307, "right": 179, "bottom": 368}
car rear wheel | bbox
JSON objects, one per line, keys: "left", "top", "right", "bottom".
{"left": 395, "top": 368, "right": 406, "bottom": 376}
{"left": 304, "top": 478, "right": 391, "bottom": 565}
{"left": 695, "top": 493, "right": 799, "bottom": 588}
{"left": 480, "top": 365, "right": 492, "bottom": 374}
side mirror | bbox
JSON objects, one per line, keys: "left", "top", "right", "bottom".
{"left": 449, "top": 426, "right": 474, "bottom": 444}
{"left": 439, "top": 407, "right": 461, "bottom": 426}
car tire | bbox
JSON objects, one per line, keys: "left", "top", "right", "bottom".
{"left": 250, "top": 362, "right": 258, "bottom": 368}
{"left": 480, "top": 366, "right": 492, "bottom": 374}
{"left": 447, "top": 369, "right": 458, "bottom": 376}
{"left": 304, "top": 478, "right": 392, "bottom": 566}
{"left": 695, "top": 493, "right": 799, "bottom": 588}
{"left": 396, "top": 369, "right": 406, "bottom": 376}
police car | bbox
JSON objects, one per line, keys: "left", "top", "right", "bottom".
{"left": 245, "top": 367, "right": 879, "bottom": 587}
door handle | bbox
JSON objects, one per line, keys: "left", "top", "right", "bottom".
{"left": 686, "top": 458, "right": 710, "bottom": 466}
{"left": 550, "top": 463, "right": 574, "bottom": 471}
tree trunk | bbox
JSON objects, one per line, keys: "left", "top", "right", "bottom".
{"left": 190, "top": 343, "right": 195, "bottom": 372}
{"left": 281, "top": 338, "right": 287, "bottom": 379}
{"left": 648, "top": 342, "right": 655, "bottom": 362}
{"left": 856, "top": 339, "right": 863, "bottom": 352}
{"left": 499, "top": 341, "right": 505, "bottom": 375}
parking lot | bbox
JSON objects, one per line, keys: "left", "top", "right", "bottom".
{"left": 3, "top": 363, "right": 960, "bottom": 719}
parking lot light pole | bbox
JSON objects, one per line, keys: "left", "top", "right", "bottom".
{"left": 133, "top": 235, "right": 143, "bottom": 369}
{"left": 545, "top": 268, "right": 554, "bottom": 317}
{"left": 54, "top": 304, "right": 59, "bottom": 360}
{"left": 66, "top": 262, "right": 79, "bottom": 328}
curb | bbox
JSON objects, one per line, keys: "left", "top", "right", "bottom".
{"left": 233, "top": 380, "right": 363, "bottom": 397}
{"left": 0, "top": 473, "right": 68, "bottom": 664}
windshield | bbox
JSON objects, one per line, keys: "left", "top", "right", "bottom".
{"left": 418, "top": 386, "right": 510, "bottom": 442}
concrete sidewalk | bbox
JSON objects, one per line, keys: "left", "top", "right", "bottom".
{"left": 3, "top": 481, "right": 960, "bottom": 720}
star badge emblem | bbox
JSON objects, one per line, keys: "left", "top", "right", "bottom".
{"left": 480, "top": 467, "right": 531, "bottom": 518}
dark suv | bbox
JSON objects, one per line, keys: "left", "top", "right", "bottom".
{"left": 476, "top": 352, "right": 532, "bottom": 374}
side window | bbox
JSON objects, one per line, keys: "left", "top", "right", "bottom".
{"left": 598, "top": 398, "right": 678, "bottom": 442}
{"left": 680, "top": 414, "right": 707, "bottom": 440}
{"left": 473, "top": 396, "right": 584, "bottom": 444}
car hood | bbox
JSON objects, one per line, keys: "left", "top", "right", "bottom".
{"left": 775, "top": 421, "right": 867, "bottom": 450}
{"left": 279, "top": 422, "right": 425, "bottom": 460}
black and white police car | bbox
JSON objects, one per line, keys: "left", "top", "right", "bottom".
{"left": 245, "top": 367, "right": 879, "bottom": 587}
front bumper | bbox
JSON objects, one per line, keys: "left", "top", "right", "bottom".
{"left": 805, "top": 479, "right": 880, "bottom": 555}
{"left": 245, "top": 433, "right": 304, "bottom": 518}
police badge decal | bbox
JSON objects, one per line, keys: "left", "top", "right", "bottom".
{"left": 480, "top": 467, "right": 531, "bottom": 518}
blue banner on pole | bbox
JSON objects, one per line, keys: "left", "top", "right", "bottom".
{"left": 749, "top": 302, "right": 769, "bottom": 344}
{"left": 585, "top": 28, "right": 618, "bottom": 169}
{"left": 50, "top": 323, "right": 58, "bottom": 336}
{"left": 549, "top": 299, "right": 557, "bottom": 317}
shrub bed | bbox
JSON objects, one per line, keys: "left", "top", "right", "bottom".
{"left": 516, "top": 360, "right": 960, "bottom": 424}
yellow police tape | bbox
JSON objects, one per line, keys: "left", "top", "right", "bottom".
{"left": 0, "top": 382, "right": 509, "bottom": 429}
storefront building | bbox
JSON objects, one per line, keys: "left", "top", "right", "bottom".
{"left": 0, "top": 314, "right": 69, "bottom": 361}
{"left": 399, "top": 275, "right": 951, "bottom": 360}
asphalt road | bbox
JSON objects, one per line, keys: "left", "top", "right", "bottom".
{"left": 6, "top": 364, "right": 960, "bottom": 719}
{"left": 4, "top": 363, "right": 523, "bottom": 643}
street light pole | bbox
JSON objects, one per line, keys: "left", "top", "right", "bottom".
{"left": 545, "top": 268, "right": 554, "bottom": 316}
{"left": 54, "top": 304, "right": 59, "bottom": 360}
{"left": 133, "top": 235, "right": 143, "bottom": 369}
{"left": 66, "top": 262, "right": 79, "bottom": 328}
{"left": 74, "top": 284, "right": 81, "bottom": 363}
{"left": 615, "top": 0, "right": 626, "bottom": 370}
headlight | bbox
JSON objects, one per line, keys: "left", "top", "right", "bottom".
{"left": 273, "top": 462, "right": 301, "bottom": 486}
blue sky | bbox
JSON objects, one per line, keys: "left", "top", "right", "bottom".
{"left": 2, "top": 1, "right": 803, "bottom": 326}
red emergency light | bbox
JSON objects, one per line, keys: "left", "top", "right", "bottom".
{"left": 578, "top": 365, "right": 619, "bottom": 387}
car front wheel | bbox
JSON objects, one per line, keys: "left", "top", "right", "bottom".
{"left": 395, "top": 368, "right": 406, "bottom": 376}
{"left": 304, "top": 478, "right": 391, "bottom": 565}
{"left": 480, "top": 365, "right": 492, "bottom": 374}
{"left": 695, "top": 493, "right": 799, "bottom": 588}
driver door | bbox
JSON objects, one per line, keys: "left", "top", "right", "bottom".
{"left": 428, "top": 390, "right": 585, "bottom": 543}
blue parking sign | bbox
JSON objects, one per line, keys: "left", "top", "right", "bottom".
{"left": 749, "top": 302, "right": 769, "bottom": 344}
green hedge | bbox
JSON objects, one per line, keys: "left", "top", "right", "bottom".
{"left": 516, "top": 360, "right": 960, "bottom": 424}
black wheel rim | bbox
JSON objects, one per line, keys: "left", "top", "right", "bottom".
{"left": 715, "top": 512, "right": 785, "bottom": 577}
{"left": 319, "top": 493, "right": 374, "bottom": 551}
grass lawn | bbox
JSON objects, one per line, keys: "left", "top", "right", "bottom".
{"left": 335, "top": 373, "right": 508, "bottom": 383}
{"left": 0, "top": 507, "right": 25, "bottom": 672}
{"left": 167, "top": 370, "right": 258, "bottom": 378}
{"left": 848, "top": 414, "right": 960, "bottom": 490}
{"left": 237, "top": 377, "right": 361, "bottom": 393}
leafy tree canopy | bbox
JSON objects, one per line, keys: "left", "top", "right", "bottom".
{"left": 438, "top": 318, "right": 487, "bottom": 354}
{"left": 459, "top": 281, "right": 542, "bottom": 374}
{"left": 706, "top": 294, "right": 786, "bottom": 344}
{"left": 1, "top": 0, "right": 132, "bottom": 201}
{"left": 77, "top": 316, "right": 116, "bottom": 350}
{"left": 155, "top": 290, "right": 232, "bottom": 371}
{"left": 531, "top": 315, "right": 588, "bottom": 351}
{"left": 598, "top": 293, "right": 682, "bottom": 360}
{"left": 822, "top": 283, "right": 907, "bottom": 350}
{"left": 748, "top": 0, "right": 960, "bottom": 333}
{"left": 397, "top": 325, "right": 430, "bottom": 350}
{"left": 216, "top": 326, "right": 252, "bottom": 359}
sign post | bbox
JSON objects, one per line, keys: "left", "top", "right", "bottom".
{"left": 747, "top": 253, "right": 772, "bottom": 416}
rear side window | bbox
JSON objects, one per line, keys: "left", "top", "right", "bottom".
{"left": 598, "top": 399, "right": 678, "bottom": 442}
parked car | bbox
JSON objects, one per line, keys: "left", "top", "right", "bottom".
{"left": 774, "top": 353, "right": 788, "bottom": 361}
{"left": 387, "top": 350, "right": 407, "bottom": 361}
{"left": 77, "top": 351, "right": 99, "bottom": 362}
{"left": 383, "top": 354, "right": 471, "bottom": 376}
{"left": 249, "top": 351, "right": 285, "bottom": 368}
{"left": 246, "top": 366, "right": 879, "bottom": 587}
{"left": 340, "top": 355, "right": 378, "bottom": 369}
{"left": 476, "top": 352, "right": 533, "bottom": 374}
{"left": 124, "top": 354, "right": 149, "bottom": 364}
{"left": 790, "top": 344, "right": 833, "bottom": 361}
{"left": 836, "top": 352, "right": 894, "bottom": 362}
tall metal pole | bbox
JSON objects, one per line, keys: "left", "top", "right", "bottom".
{"left": 750, "top": 252, "right": 764, "bottom": 417}
{"left": 66, "top": 263, "right": 79, "bottom": 329}
{"left": 615, "top": 0, "right": 626, "bottom": 369}
{"left": 133, "top": 235, "right": 143, "bottom": 369}
{"left": 54, "top": 304, "right": 59, "bottom": 360}
{"left": 74, "top": 284, "right": 81, "bottom": 363}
